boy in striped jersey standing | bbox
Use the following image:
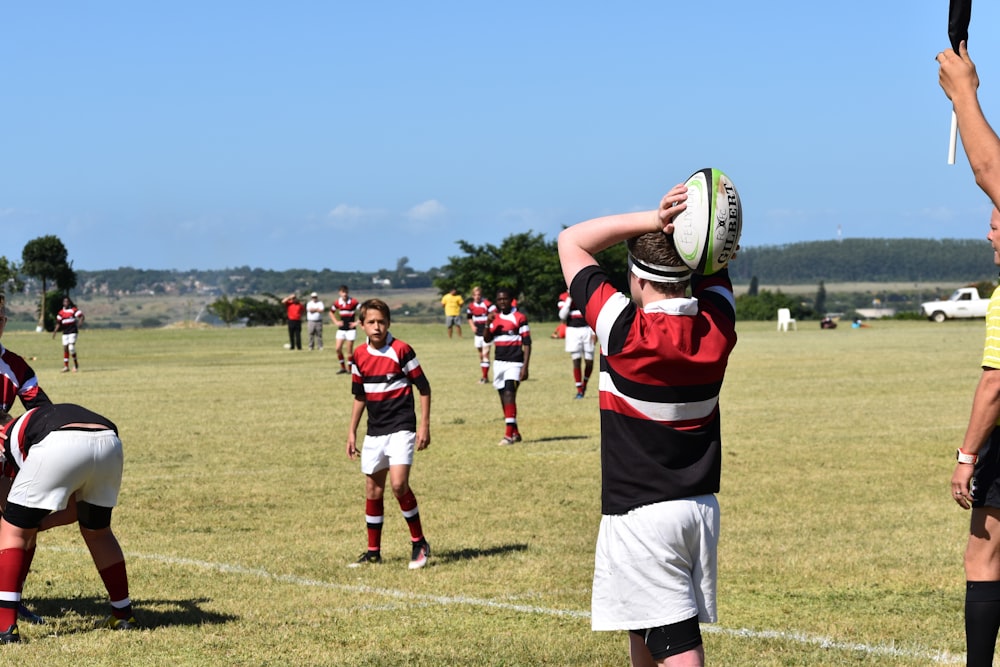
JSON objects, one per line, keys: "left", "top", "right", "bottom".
{"left": 346, "top": 299, "right": 431, "bottom": 569}
{"left": 483, "top": 288, "right": 530, "bottom": 447}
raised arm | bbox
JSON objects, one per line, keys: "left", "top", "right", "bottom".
{"left": 939, "top": 41, "right": 1000, "bottom": 207}
{"left": 557, "top": 185, "right": 688, "bottom": 288}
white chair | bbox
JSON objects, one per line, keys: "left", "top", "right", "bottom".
{"left": 777, "top": 308, "right": 797, "bottom": 332}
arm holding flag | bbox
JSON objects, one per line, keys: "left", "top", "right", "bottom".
{"left": 939, "top": 42, "right": 1000, "bottom": 208}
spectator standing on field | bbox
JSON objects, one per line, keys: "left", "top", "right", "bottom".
{"left": 558, "top": 183, "right": 738, "bottom": 667}
{"left": 281, "top": 294, "right": 304, "bottom": 350}
{"left": 466, "top": 286, "right": 495, "bottom": 384}
{"left": 483, "top": 288, "right": 530, "bottom": 446}
{"left": 330, "top": 286, "right": 360, "bottom": 374}
{"left": 0, "top": 403, "right": 137, "bottom": 643}
{"left": 346, "top": 299, "right": 431, "bottom": 570}
{"left": 440, "top": 288, "right": 464, "bottom": 339}
{"left": 558, "top": 290, "right": 596, "bottom": 399}
{"left": 53, "top": 297, "right": 84, "bottom": 373}
{"left": 306, "top": 292, "right": 325, "bottom": 351}
{"left": 939, "top": 41, "right": 1000, "bottom": 667}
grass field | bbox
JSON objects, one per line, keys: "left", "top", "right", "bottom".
{"left": 0, "top": 318, "right": 987, "bottom": 665}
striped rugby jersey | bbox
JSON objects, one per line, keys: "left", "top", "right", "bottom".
{"left": 489, "top": 310, "right": 531, "bottom": 363}
{"left": 0, "top": 344, "right": 51, "bottom": 415}
{"left": 571, "top": 265, "right": 737, "bottom": 515}
{"left": 558, "top": 291, "right": 587, "bottom": 327}
{"left": 466, "top": 299, "right": 495, "bottom": 336}
{"left": 351, "top": 333, "right": 430, "bottom": 436}
{"left": 333, "top": 297, "right": 360, "bottom": 331}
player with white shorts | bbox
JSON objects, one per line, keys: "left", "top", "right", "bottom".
{"left": 591, "top": 496, "right": 719, "bottom": 631}
{"left": 359, "top": 431, "right": 416, "bottom": 475}
{"left": 564, "top": 325, "right": 595, "bottom": 361}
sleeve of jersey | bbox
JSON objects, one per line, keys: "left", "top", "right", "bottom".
{"left": 570, "top": 265, "right": 635, "bottom": 357}
{"left": 691, "top": 268, "right": 736, "bottom": 325}
{"left": 400, "top": 345, "right": 430, "bottom": 393}
{"left": 350, "top": 354, "right": 366, "bottom": 399}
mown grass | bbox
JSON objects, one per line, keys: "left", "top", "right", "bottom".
{"left": 0, "top": 319, "right": 985, "bottom": 665}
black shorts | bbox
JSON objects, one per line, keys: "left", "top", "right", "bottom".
{"left": 973, "top": 427, "right": 1000, "bottom": 508}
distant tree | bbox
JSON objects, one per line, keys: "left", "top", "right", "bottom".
{"left": 22, "top": 235, "right": 75, "bottom": 331}
{"left": 735, "top": 290, "right": 806, "bottom": 321}
{"left": 207, "top": 295, "right": 241, "bottom": 327}
{"left": 434, "top": 232, "right": 564, "bottom": 321}
{"left": 814, "top": 280, "right": 827, "bottom": 316}
{"left": 435, "top": 231, "right": 630, "bottom": 321}
{"left": 237, "top": 294, "right": 286, "bottom": 327}
{"left": 747, "top": 275, "right": 759, "bottom": 297}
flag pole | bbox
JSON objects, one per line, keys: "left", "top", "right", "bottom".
{"left": 949, "top": 110, "right": 958, "bottom": 164}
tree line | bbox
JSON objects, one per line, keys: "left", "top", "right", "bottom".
{"left": 6, "top": 233, "right": 995, "bottom": 328}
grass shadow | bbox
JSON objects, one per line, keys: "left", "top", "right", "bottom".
{"left": 26, "top": 596, "right": 236, "bottom": 633}
{"left": 433, "top": 543, "right": 529, "bottom": 564}
{"left": 529, "top": 435, "right": 591, "bottom": 444}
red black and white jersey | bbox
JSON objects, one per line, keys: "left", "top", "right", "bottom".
{"left": 56, "top": 306, "right": 83, "bottom": 334}
{"left": 0, "top": 344, "right": 51, "bottom": 415}
{"left": 489, "top": 311, "right": 531, "bottom": 363}
{"left": 350, "top": 333, "right": 430, "bottom": 436}
{"left": 558, "top": 291, "right": 587, "bottom": 328}
{"left": 1, "top": 403, "right": 117, "bottom": 473}
{"left": 466, "top": 299, "right": 496, "bottom": 336}
{"left": 570, "top": 265, "right": 737, "bottom": 516}
{"left": 333, "top": 297, "right": 360, "bottom": 330}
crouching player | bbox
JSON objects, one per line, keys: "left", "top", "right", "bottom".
{"left": 346, "top": 299, "right": 431, "bottom": 569}
{"left": 558, "top": 183, "right": 738, "bottom": 667}
{"left": 0, "top": 403, "right": 136, "bottom": 643}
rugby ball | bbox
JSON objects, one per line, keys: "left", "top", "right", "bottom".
{"left": 672, "top": 168, "right": 742, "bottom": 275}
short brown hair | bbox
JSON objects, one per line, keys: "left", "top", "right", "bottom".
{"left": 626, "top": 232, "right": 689, "bottom": 295}
{"left": 358, "top": 298, "right": 391, "bottom": 325}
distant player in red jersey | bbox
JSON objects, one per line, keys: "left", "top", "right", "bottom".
{"left": 346, "top": 299, "right": 431, "bottom": 569}
{"left": 465, "top": 286, "right": 495, "bottom": 384}
{"left": 53, "top": 297, "right": 84, "bottom": 373}
{"left": 0, "top": 403, "right": 137, "bottom": 643}
{"left": 483, "top": 288, "right": 531, "bottom": 446}
{"left": 281, "top": 294, "right": 304, "bottom": 350}
{"left": 330, "top": 286, "right": 360, "bottom": 374}
{"left": 558, "top": 183, "right": 738, "bottom": 667}
{"left": 558, "top": 290, "right": 596, "bottom": 399}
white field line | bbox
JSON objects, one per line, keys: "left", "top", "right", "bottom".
{"left": 45, "top": 546, "right": 964, "bottom": 664}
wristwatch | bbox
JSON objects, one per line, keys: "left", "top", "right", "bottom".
{"left": 957, "top": 448, "right": 978, "bottom": 465}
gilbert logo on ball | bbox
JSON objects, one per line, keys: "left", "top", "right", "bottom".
{"left": 672, "top": 168, "right": 742, "bottom": 275}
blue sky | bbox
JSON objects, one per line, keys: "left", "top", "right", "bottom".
{"left": 3, "top": 1, "right": 999, "bottom": 272}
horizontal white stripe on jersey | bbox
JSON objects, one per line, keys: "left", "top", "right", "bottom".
{"left": 599, "top": 372, "right": 719, "bottom": 423}
{"left": 362, "top": 377, "right": 411, "bottom": 396}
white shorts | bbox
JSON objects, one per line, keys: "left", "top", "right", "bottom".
{"left": 564, "top": 326, "right": 595, "bottom": 360}
{"left": 360, "top": 430, "right": 416, "bottom": 475}
{"left": 492, "top": 360, "right": 523, "bottom": 389}
{"left": 336, "top": 329, "right": 357, "bottom": 342}
{"left": 474, "top": 335, "right": 491, "bottom": 350}
{"left": 8, "top": 430, "right": 123, "bottom": 511}
{"left": 61, "top": 332, "right": 78, "bottom": 347}
{"left": 591, "top": 495, "right": 719, "bottom": 631}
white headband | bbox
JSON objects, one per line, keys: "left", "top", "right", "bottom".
{"left": 628, "top": 254, "right": 691, "bottom": 284}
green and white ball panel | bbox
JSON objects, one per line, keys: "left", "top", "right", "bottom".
{"left": 673, "top": 168, "right": 742, "bottom": 275}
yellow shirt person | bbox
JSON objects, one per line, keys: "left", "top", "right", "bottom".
{"left": 441, "top": 289, "right": 465, "bottom": 339}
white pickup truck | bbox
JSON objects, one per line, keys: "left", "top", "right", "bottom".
{"left": 921, "top": 287, "right": 990, "bottom": 322}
